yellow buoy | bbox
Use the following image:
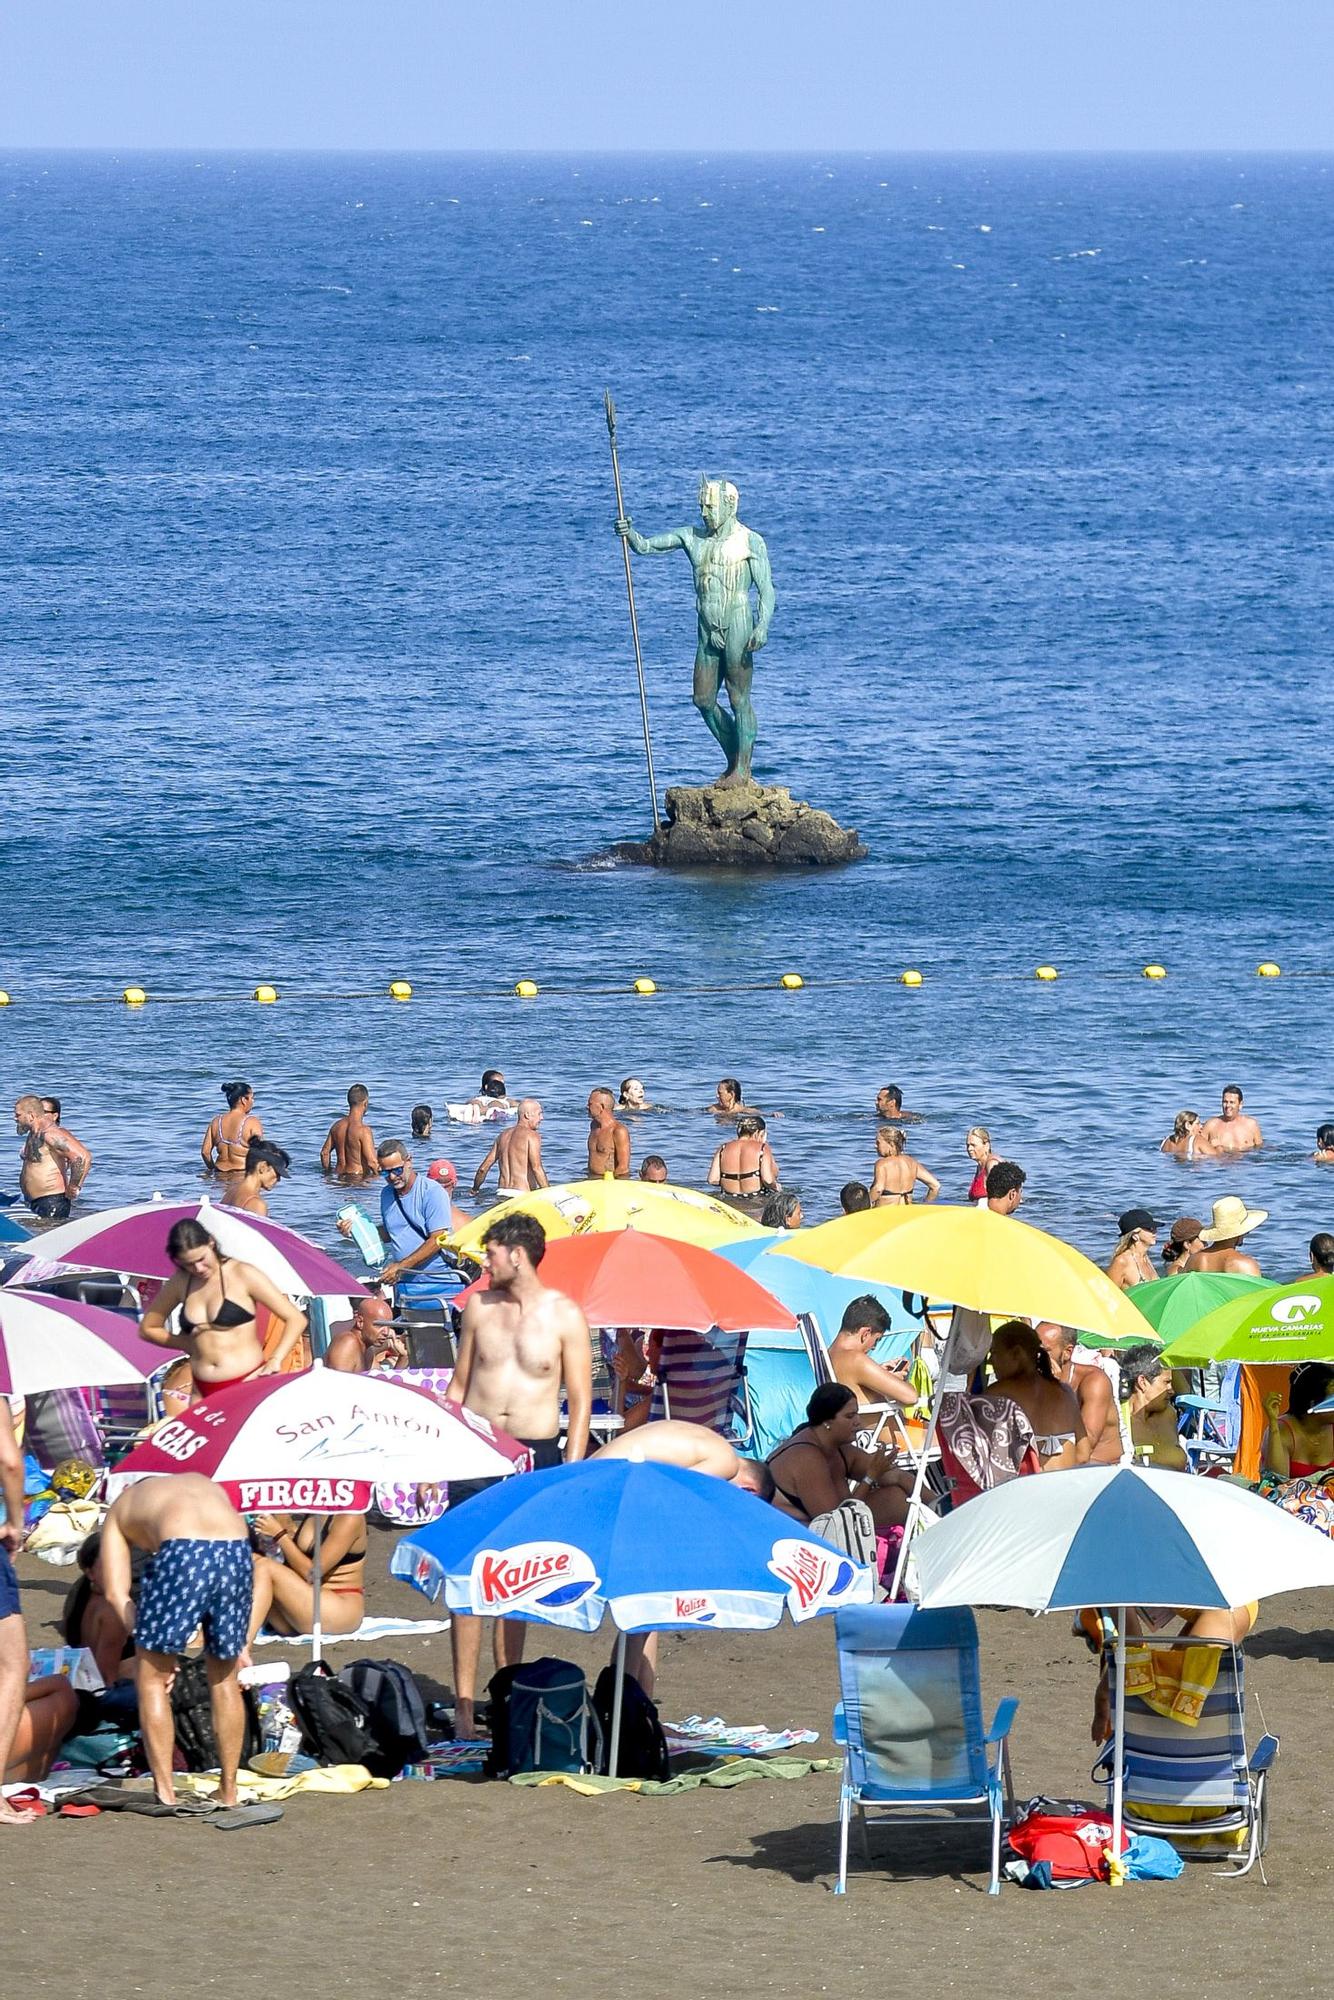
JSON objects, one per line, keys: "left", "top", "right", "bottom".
{"left": 1142, "top": 964, "right": 1167, "bottom": 982}
{"left": 122, "top": 986, "right": 147, "bottom": 1007}
{"left": 514, "top": 979, "right": 539, "bottom": 999}
{"left": 1035, "top": 965, "right": 1059, "bottom": 982}
{"left": 0, "top": 991, "right": 10, "bottom": 1008}
{"left": 900, "top": 969, "right": 923, "bottom": 988}
{"left": 632, "top": 977, "right": 657, "bottom": 996}
{"left": 254, "top": 984, "right": 278, "bottom": 1004}
{"left": 389, "top": 980, "right": 413, "bottom": 1001}
{"left": 779, "top": 972, "right": 804, "bottom": 990}
{"left": 1257, "top": 962, "right": 1281, "bottom": 979}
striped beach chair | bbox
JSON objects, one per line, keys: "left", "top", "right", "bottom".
{"left": 1095, "top": 1640, "right": 1278, "bottom": 1878}
{"left": 831, "top": 1603, "right": 1018, "bottom": 1896}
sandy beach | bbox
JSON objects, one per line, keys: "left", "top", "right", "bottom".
{"left": 7, "top": 1529, "right": 1327, "bottom": 1999}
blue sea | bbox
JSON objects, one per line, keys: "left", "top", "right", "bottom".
{"left": 3, "top": 151, "right": 1332, "bottom": 1273}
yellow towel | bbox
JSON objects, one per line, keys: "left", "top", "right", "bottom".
{"left": 175, "top": 1763, "right": 389, "bottom": 1802}
{"left": 1123, "top": 1643, "right": 1221, "bottom": 1726}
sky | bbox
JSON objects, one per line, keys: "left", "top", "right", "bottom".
{"left": 4, "top": 1, "right": 1334, "bottom": 152}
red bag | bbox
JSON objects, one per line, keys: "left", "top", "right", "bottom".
{"left": 1008, "top": 1799, "right": 1129, "bottom": 1882}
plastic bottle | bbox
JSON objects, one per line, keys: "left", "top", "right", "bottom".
{"left": 338, "top": 1204, "right": 385, "bottom": 1269}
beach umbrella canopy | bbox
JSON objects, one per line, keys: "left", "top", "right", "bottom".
{"left": 712, "top": 1237, "right": 918, "bottom": 1353}
{"left": 781, "top": 1206, "right": 1155, "bottom": 1346}
{"left": 914, "top": 1462, "right": 1334, "bottom": 1873}
{"left": 0, "top": 1290, "right": 167, "bottom": 1396}
{"left": 453, "top": 1230, "right": 797, "bottom": 1335}
{"left": 1160, "top": 1275, "right": 1334, "bottom": 1367}
{"left": 8, "top": 1198, "right": 367, "bottom": 1299}
{"left": 107, "top": 1364, "right": 528, "bottom": 1514}
{"left": 1129, "top": 1272, "right": 1270, "bottom": 1349}
{"left": 393, "top": 1458, "right": 875, "bottom": 1773}
{"left": 448, "top": 1180, "right": 766, "bottom": 1258}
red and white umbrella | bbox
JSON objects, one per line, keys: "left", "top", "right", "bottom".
{"left": 7, "top": 1198, "right": 366, "bottom": 1299}
{"left": 0, "top": 1290, "right": 167, "bottom": 1396}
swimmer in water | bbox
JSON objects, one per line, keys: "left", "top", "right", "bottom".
{"left": 224, "top": 1138, "right": 291, "bottom": 1217}
{"left": 200, "top": 1081, "right": 262, "bottom": 1176}
{"left": 869, "top": 1127, "right": 940, "bottom": 1205}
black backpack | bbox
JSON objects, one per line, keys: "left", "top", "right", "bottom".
{"left": 168, "top": 1656, "right": 262, "bottom": 1773}
{"left": 288, "top": 1662, "right": 381, "bottom": 1768}
{"left": 337, "top": 1658, "right": 431, "bottom": 1778}
{"left": 591, "top": 1665, "right": 671, "bottom": 1781}
{"left": 485, "top": 1658, "right": 601, "bottom": 1778}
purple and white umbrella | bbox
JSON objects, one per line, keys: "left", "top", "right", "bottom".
{"left": 7, "top": 1198, "right": 366, "bottom": 1300}
{"left": 0, "top": 1290, "right": 168, "bottom": 1396}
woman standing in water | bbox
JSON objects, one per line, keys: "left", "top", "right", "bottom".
{"left": 200, "top": 1081, "right": 263, "bottom": 1175}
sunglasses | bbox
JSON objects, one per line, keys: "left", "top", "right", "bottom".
{"left": 381, "top": 1163, "right": 408, "bottom": 1178}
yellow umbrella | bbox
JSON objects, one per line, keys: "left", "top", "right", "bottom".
{"left": 448, "top": 1179, "right": 768, "bottom": 1259}
{"left": 782, "top": 1205, "right": 1154, "bottom": 1346}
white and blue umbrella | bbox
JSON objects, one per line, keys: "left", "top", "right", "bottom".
{"left": 392, "top": 1459, "right": 875, "bottom": 1772}
{"left": 915, "top": 1465, "right": 1334, "bottom": 1870}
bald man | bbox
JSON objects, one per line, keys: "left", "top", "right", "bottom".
{"left": 473, "top": 1099, "right": 548, "bottom": 1198}
{"left": 326, "top": 1295, "right": 408, "bottom": 1374}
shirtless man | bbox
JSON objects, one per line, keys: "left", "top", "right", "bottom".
{"left": 1183, "top": 1197, "right": 1266, "bottom": 1277}
{"left": 707, "top": 1115, "right": 779, "bottom": 1199}
{"left": 100, "top": 1474, "right": 254, "bottom": 1809}
{"left": 586, "top": 1089, "right": 631, "bottom": 1179}
{"left": 14, "top": 1094, "right": 91, "bottom": 1222}
{"left": 325, "top": 1294, "right": 408, "bottom": 1374}
{"left": 321, "top": 1084, "right": 378, "bottom": 1180}
{"left": 472, "top": 1097, "right": 548, "bottom": 1198}
{"left": 1198, "top": 1085, "right": 1263, "bottom": 1155}
{"left": 1036, "top": 1323, "right": 1123, "bottom": 1465}
{"left": 1120, "top": 1345, "right": 1187, "bottom": 1471}
{"left": 446, "top": 1212, "right": 592, "bottom": 1736}
{"left": 874, "top": 1084, "right": 921, "bottom": 1124}
{"left": 828, "top": 1295, "right": 918, "bottom": 1409}
{"left": 1107, "top": 1208, "right": 1159, "bottom": 1289}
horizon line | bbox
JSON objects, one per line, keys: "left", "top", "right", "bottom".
{"left": 4, "top": 143, "right": 1334, "bottom": 159}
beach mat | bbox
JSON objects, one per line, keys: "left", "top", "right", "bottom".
{"left": 253, "top": 1615, "right": 450, "bottom": 1647}
{"left": 510, "top": 1754, "right": 839, "bottom": 1797}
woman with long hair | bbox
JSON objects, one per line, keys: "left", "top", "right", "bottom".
{"left": 139, "top": 1219, "right": 306, "bottom": 1399}
{"left": 988, "top": 1321, "right": 1087, "bottom": 1471}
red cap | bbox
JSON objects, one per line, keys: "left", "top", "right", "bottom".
{"left": 427, "top": 1158, "right": 458, "bottom": 1189}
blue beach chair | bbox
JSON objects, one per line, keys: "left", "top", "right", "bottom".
{"left": 831, "top": 1604, "right": 1018, "bottom": 1896}
{"left": 1094, "top": 1639, "right": 1278, "bottom": 1878}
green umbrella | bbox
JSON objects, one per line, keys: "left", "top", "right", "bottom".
{"left": 1160, "top": 1275, "right": 1334, "bottom": 1367}
{"left": 1129, "top": 1271, "right": 1271, "bottom": 1347}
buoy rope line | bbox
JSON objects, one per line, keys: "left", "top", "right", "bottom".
{"left": 0, "top": 963, "right": 1305, "bottom": 1008}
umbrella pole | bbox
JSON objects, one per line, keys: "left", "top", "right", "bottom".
{"left": 1110, "top": 1606, "right": 1127, "bottom": 1885}
{"left": 889, "top": 1315, "right": 957, "bottom": 1601}
{"left": 311, "top": 1518, "right": 324, "bottom": 1667}
{"left": 609, "top": 1630, "right": 627, "bottom": 1779}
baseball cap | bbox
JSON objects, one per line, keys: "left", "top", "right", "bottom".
{"left": 427, "top": 1159, "right": 458, "bottom": 1189}
{"left": 1168, "top": 1216, "right": 1203, "bottom": 1246}
{"left": 1118, "top": 1207, "right": 1158, "bottom": 1236}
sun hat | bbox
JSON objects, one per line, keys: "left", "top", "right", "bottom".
{"left": 1118, "top": 1207, "right": 1158, "bottom": 1236}
{"left": 1199, "top": 1195, "right": 1268, "bottom": 1244}
{"left": 1168, "top": 1216, "right": 1203, "bottom": 1246}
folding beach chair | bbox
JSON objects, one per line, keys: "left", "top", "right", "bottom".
{"left": 1094, "top": 1638, "right": 1278, "bottom": 1878}
{"left": 831, "top": 1603, "right": 1018, "bottom": 1896}
{"left": 653, "top": 1327, "right": 748, "bottom": 1437}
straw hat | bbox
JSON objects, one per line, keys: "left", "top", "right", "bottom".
{"left": 1199, "top": 1195, "right": 1269, "bottom": 1244}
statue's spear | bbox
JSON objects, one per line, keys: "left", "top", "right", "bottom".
{"left": 604, "top": 389, "right": 662, "bottom": 833}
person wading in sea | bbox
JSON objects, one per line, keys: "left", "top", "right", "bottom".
{"left": 473, "top": 1099, "right": 548, "bottom": 1198}
{"left": 321, "top": 1083, "right": 378, "bottom": 1180}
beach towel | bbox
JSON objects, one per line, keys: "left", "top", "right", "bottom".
{"left": 510, "top": 1753, "right": 839, "bottom": 1796}
{"left": 1123, "top": 1645, "right": 1222, "bottom": 1727}
{"left": 253, "top": 1615, "right": 451, "bottom": 1647}
{"left": 663, "top": 1716, "right": 820, "bottom": 1757}
{"left": 937, "top": 1392, "right": 1039, "bottom": 1502}
{"left": 173, "top": 1764, "right": 390, "bottom": 1802}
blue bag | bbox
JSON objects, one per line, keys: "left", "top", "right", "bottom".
{"left": 486, "top": 1658, "right": 601, "bottom": 1777}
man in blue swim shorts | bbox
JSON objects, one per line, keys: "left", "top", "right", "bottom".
{"left": 101, "top": 1474, "right": 253, "bottom": 1810}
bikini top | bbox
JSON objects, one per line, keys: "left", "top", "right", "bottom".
{"left": 211, "top": 1112, "right": 252, "bottom": 1158}
{"left": 181, "top": 1269, "right": 254, "bottom": 1335}
{"left": 1032, "top": 1430, "right": 1076, "bottom": 1457}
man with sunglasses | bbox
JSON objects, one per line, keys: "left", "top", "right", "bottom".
{"left": 337, "top": 1137, "right": 457, "bottom": 1312}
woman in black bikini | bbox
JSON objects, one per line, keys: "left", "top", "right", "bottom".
{"left": 768, "top": 1383, "right": 915, "bottom": 1530}
{"left": 245, "top": 1511, "right": 368, "bottom": 1644}
{"left": 139, "top": 1219, "right": 306, "bottom": 1400}
{"left": 200, "top": 1080, "right": 263, "bottom": 1176}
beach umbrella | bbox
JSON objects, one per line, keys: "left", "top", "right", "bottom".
{"left": 782, "top": 1206, "right": 1154, "bottom": 1344}
{"left": 448, "top": 1180, "right": 765, "bottom": 1259}
{"left": 1129, "top": 1272, "right": 1270, "bottom": 1349}
{"left": 0, "top": 1290, "right": 167, "bottom": 1395}
{"left": 712, "top": 1237, "right": 919, "bottom": 1350}
{"left": 452, "top": 1230, "right": 797, "bottom": 1335}
{"left": 1160, "top": 1276, "right": 1334, "bottom": 1368}
{"left": 392, "top": 1458, "right": 875, "bottom": 1774}
{"left": 914, "top": 1463, "right": 1334, "bottom": 1876}
{"left": 7, "top": 1198, "right": 367, "bottom": 1299}
{"left": 107, "top": 1364, "right": 530, "bottom": 1658}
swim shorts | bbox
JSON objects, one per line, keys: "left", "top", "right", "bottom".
{"left": 0, "top": 1545, "right": 19, "bottom": 1621}
{"left": 136, "top": 1537, "right": 254, "bottom": 1660}
{"left": 29, "top": 1194, "right": 72, "bottom": 1222}
{"left": 448, "top": 1434, "right": 563, "bottom": 1512}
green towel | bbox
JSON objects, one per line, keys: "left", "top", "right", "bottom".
{"left": 509, "top": 1754, "right": 838, "bottom": 1797}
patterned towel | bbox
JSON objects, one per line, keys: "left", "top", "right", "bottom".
{"left": 1124, "top": 1643, "right": 1221, "bottom": 1726}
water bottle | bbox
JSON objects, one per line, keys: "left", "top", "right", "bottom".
{"left": 338, "top": 1203, "right": 384, "bottom": 1269}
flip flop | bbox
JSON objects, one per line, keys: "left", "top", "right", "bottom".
{"left": 209, "top": 1803, "right": 284, "bottom": 1831}
{"left": 57, "top": 1804, "right": 102, "bottom": 1818}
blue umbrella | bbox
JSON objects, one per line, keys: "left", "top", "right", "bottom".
{"left": 392, "top": 1459, "right": 875, "bottom": 1773}
{"left": 713, "top": 1236, "right": 918, "bottom": 1354}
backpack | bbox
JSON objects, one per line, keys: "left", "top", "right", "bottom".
{"left": 485, "top": 1658, "right": 601, "bottom": 1778}
{"left": 168, "top": 1656, "right": 262, "bottom": 1773}
{"left": 1008, "top": 1798, "right": 1129, "bottom": 1882}
{"left": 591, "top": 1665, "right": 670, "bottom": 1781}
{"left": 337, "top": 1658, "right": 431, "bottom": 1778}
{"left": 288, "top": 1661, "right": 382, "bottom": 1768}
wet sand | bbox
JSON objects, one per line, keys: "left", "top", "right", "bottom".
{"left": 7, "top": 1535, "right": 1329, "bottom": 1998}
